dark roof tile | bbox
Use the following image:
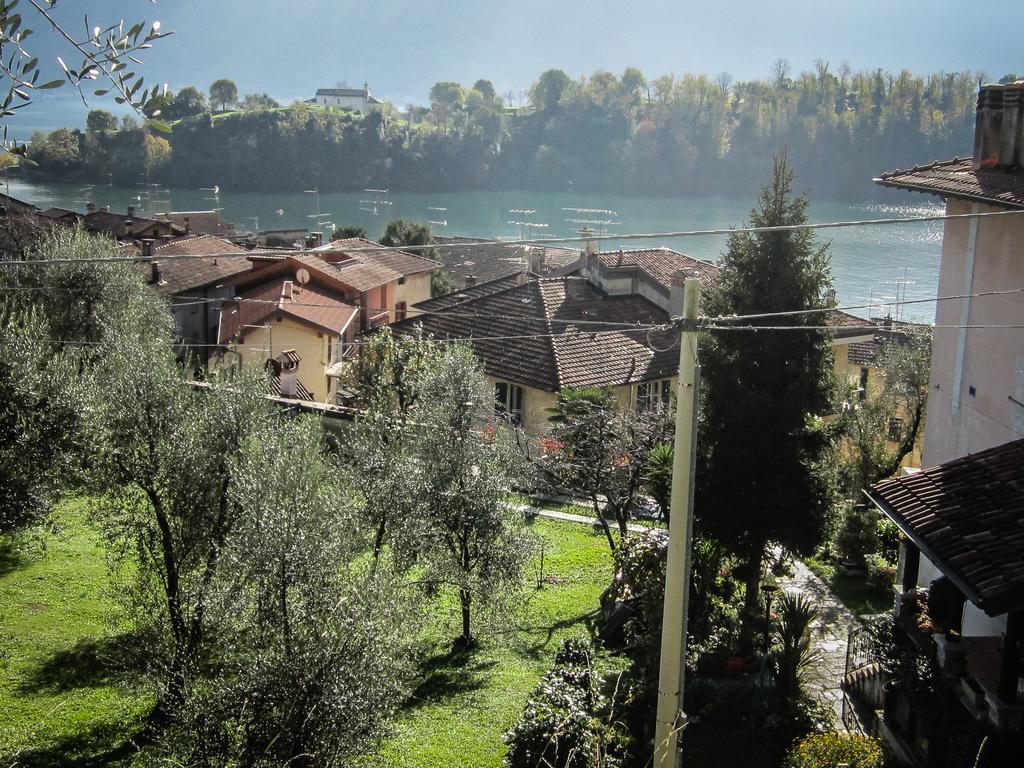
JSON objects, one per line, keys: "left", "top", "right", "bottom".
{"left": 875, "top": 157, "right": 1024, "bottom": 209}
{"left": 866, "top": 438, "right": 1024, "bottom": 615}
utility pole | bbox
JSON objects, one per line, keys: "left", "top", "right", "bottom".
{"left": 654, "top": 277, "right": 701, "bottom": 768}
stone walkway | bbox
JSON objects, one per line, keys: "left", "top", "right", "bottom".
{"left": 773, "top": 552, "right": 860, "bottom": 727}
{"left": 506, "top": 502, "right": 650, "bottom": 533}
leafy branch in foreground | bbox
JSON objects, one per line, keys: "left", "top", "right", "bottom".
{"left": 0, "top": 0, "right": 172, "bottom": 151}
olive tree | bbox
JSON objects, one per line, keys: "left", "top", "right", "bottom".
{"left": 413, "top": 343, "right": 534, "bottom": 647}
{"left": 343, "top": 328, "right": 432, "bottom": 565}
{"left": 166, "top": 416, "right": 418, "bottom": 765}
{"left": 540, "top": 386, "right": 670, "bottom": 552}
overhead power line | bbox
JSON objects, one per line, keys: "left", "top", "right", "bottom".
{"left": 2, "top": 208, "right": 1023, "bottom": 266}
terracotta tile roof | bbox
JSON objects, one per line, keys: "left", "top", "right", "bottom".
{"left": 390, "top": 276, "right": 676, "bottom": 392}
{"left": 594, "top": 247, "right": 720, "bottom": 290}
{"left": 323, "top": 237, "right": 440, "bottom": 276}
{"left": 866, "top": 438, "right": 1024, "bottom": 615}
{"left": 83, "top": 210, "right": 179, "bottom": 239}
{"left": 414, "top": 274, "right": 526, "bottom": 312}
{"left": 845, "top": 318, "right": 931, "bottom": 366}
{"left": 144, "top": 236, "right": 252, "bottom": 296}
{"left": 155, "top": 210, "right": 236, "bottom": 237}
{"left": 220, "top": 280, "right": 358, "bottom": 343}
{"left": 292, "top": 252, "right": 399, "bottom": 292}
{"left": 433, "top": 236, "right": 582, "bottom": 287}
{"left": 875, "top": 157, "right": 1024, "bottom": 210}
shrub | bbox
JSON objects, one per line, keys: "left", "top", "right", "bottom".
{"left": 772, "top": 593, "right": 819, "bottom": 700}
{"left": 835, "top": 505, "right": 880, "bottom": 566}
{"left": 784, "top": 732, "right": 884, "bottom": 768}
{"left": 865, "top": 552, "right": 896, "bottom": 593}
{"left": 504, "top": 637, "right": 619, "bottom": 768}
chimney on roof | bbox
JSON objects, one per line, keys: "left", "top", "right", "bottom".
{"left": 127, "top": 205, "right": 135, "bottom": 218}
{"left": 142, "top": 239, "right": 156, "bottom": 258}
{"left": 527, "top": 247, "right": 545, "bottom": 275}
{"left": 183, "top": 216, "right": 190, "bottom": 234}
{"left": 974, "top": 85, "right": 1005, "bottom": 170}
{"left": 150, "top": 261, "right": 162, "bottom": 285}
{"left": 669, "top": 272, "right": 687, "bottom": 317}
{"left": 86, "top": 202, "right": 96, "bottom": 213}
{"left": 465, "top": 274, "right": 477, "bottom": 288}
{"left": 580, "top": 227, "right": 598, "bottom": 256}
{"left": 999, "top": 85, "right": 1023, "bottom": 169}
{"left": 101, "top": 205, "right": 110, "bottom": 213}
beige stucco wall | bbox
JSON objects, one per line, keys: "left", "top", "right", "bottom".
{"left": 396, "top": 272, "right": 433, "bottom": 313}
{"left": 922, "top": 199, "right": 1024, "bottom": 466}
{"left": 485, "top": 375, "right": 679, "bottom": 435}
{"left": 832, "top": 339, "right": 923, "bottom": 470}
{"left": 235, "top": 316, "right": 338, "bottom": 402}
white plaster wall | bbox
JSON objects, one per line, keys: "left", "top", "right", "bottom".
{"left": 922, "top": 199, "right": 1024, "bottom": 466}
{"left": 962, "top": 604, "right": 1008, "bottom": 637}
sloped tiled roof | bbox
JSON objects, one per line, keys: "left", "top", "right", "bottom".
{"left": 595, "top": 247, "right": 720, "bottom": 290}
{"left": 155, "top": 210, "right": 236, "bottom": 236}
{"left": 414, "top": 274, "right": 526, "bottom": 312}
{"left": 866, "top": 438, "right": 1024, "bottom": 616}
{"left": 220, "top": 280, "right": 358, "bottom": 342}
{"left": 433, "top": 236, "right": 582, "bottom": 287}
{"left": 145, "top": 236, "right": 251, "bottom": 296}
{"left": 83, "top": 210, "right": 179, "bottom": 239}
{"left": 292, "top": 252, "right": 399, "bottom": 292}
{"left": 390, "top": 276, "right": 676, "bottom": 391}
{"left": 323, "top": 237, "right": 440, "bottom": 276}
{"left": 875, "top": 157, "right": 1024, "bottom": 210}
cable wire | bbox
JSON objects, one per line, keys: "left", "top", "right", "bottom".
{"left": 2, "top": 207, "right": 1022, "bottom": 265}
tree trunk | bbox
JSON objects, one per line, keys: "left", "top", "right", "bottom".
{"left": 738, "top": 540, "right": 765, "bottom": 657}
{"left": 592, "top": 494, "right": 617, "bottom": 553}
{"left": 460, "top": 588, "right": 472, "bottom": 645}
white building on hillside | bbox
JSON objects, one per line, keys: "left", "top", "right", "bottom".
{"left": 311, "top": 83, "right": 383, "bottom": 113}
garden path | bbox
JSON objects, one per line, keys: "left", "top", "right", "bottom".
{"left": 774, "top": 551, "right": 861, "bottom": 729}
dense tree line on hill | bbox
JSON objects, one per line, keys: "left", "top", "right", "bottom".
{"left": 23, "top": 63, "right": 995, "bottom": 196}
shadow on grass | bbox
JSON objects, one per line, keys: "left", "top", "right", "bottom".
{"left": 519, "top": 608, "right": 600, "bottom": 660}
{"left": 7, "top": 719, "right": 149, "bottom": 768}
{"left": 0, "top": 537, "right": 28, "bottom": 576}
{"left": 405, "top": 645, "right": 497, "bottom": 710}
{"left": 19, "top": 633, "right": 149, "bottom": 695}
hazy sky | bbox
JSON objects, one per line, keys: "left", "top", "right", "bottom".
{"left": 12, "top": 0, "right": 1021, "bottom": 131}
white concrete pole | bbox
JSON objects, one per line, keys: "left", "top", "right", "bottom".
{"left": 654, "top": 277, "right": 701, "bottom": 768}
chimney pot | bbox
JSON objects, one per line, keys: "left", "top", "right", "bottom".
{"left": 669, "top": 271, "right": 688, "bottom": 317}
{"left": 973, "top": 85, "right": 1005, "bottom": 170}
{"left": 465, "top": 274, "right": 477, "bottom": 288}
{"left": 150, "top": 260, "right": 162, "bottom": 284}
{"left": 999, "top": 86, "right": 1023, "bottom": 169}
{"left": 127, "top": 205, "right": 135, "bottom": 217}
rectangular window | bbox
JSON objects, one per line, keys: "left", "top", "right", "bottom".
{"left": 858, "top": 367, "right": 869, "bottom": 401}
{"left": 395, "top": 301, "right": 408, "bottom": 321}
{"left": 327, "top": 337, "right": 333, "bottom": 363}
{"left": 637, "top": 379, "right": 673, "bottom": 412}
{"left": 495, "top": 381, "right": 524, "bottom": 425}
{"left": 398, "top": 276, "right": 406, "bottom": 285}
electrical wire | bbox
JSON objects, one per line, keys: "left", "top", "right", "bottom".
{"left": 1, "top": 207, "right": 1022, "bottom": 266}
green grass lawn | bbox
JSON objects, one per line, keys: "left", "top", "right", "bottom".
{"left": 804, "top": 556, "right": 893, "bottom": 617}
{"left": 0, "top": 499, "right": 152, "bottom": 767}
{"left": 359, "top": 517, "right": 618, "bottom": 768}
{"left": 1, "top": 502, "right": 615, "bottom": 768}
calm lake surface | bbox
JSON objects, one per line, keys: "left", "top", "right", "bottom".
{"left": 6, "top": 178, "right": 944, "bottom": 323}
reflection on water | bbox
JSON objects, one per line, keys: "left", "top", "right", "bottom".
{"left": 5, "top": 178, "right": 943, "bottom": 323}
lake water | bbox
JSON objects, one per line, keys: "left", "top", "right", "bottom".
{"left": 5, "top": 178, "right": 944, "bottom": 323}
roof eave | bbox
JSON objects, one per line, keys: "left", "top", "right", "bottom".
{"left": 862, "top": 486, "right": 996, "bottom": 614}
{"left": 873, "top": 176, "right": 1024, "bottom": 211}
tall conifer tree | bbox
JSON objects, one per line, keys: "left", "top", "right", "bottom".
{"left": 696, "top": 155, "right": 836, "bottom": 653}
